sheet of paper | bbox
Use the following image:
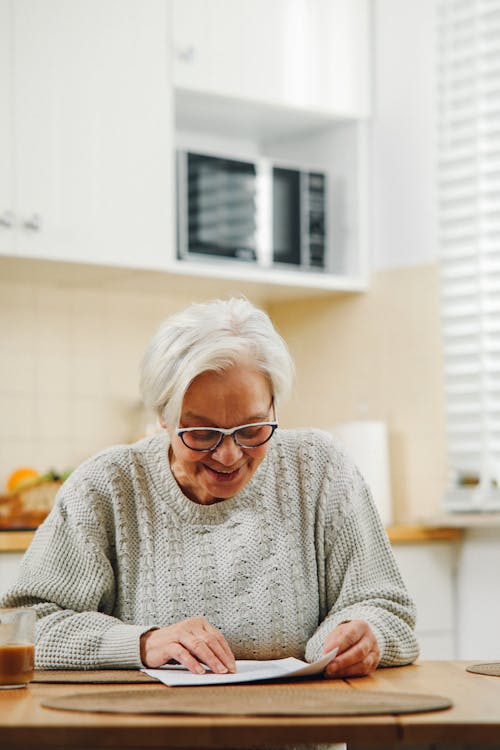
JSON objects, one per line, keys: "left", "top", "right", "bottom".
{"left": 142, "top": 647, "right": 338, "bottom": 686}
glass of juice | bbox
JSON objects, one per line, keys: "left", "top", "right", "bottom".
{"left": 0, "top": 608, "right": 35, "bottom": 689}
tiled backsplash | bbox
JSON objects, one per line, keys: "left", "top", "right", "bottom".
{"left": 0, "top": 279, "right": 187, "bottom": 487}
{"left": 1, "top": 265, "right": 448, "bottom": 521}
{"left": 271, "top": 264, "right": 448, "bottom": 522}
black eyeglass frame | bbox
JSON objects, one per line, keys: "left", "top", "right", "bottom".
{"left": 176, "top": 420, "right": 278, "bottom": 452}
{"left": 175, "top": 401, "right": 278, "bottom": 453}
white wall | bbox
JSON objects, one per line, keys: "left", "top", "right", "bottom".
{"left": 372, "top": 0, "right": 437, "bottom": 270}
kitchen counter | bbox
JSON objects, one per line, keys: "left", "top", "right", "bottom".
{"left": 0, "top": 525, "right": 464, "bottom": 552}
{"left": 0, "top": 531, "right": 36, "bottom": 552}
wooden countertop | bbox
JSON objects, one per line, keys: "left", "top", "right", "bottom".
{"left": 385, "top": 524, "right": 463, "bottom": 543}
{"left": 0, "top": 661, "right": 498, "bottom": 748}
{"left": 0, "top": 525, "right": 464, "bottom": 552}
{"left": 0, "top": 531, "right": 36, "bottom": 552}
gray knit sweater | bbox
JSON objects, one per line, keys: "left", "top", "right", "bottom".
{"left": 1, "top": 429, "right": 418, "bottom": 670}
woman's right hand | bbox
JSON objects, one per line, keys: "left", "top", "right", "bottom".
{"left": 140, "top": 615, "right": 236, "bottom": 674}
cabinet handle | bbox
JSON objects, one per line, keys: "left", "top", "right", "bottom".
{"left": 176, "top": 46, "right": 196, "bottom": 63}
{"left": 23, "top": 214, "right": 41, "bottom": 231}
{"left": 0, "top": 211, "right": 14, "bottom": 228}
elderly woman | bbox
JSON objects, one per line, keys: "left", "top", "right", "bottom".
{"left": 1, "top": 298, "right": 418, "bottom": 677}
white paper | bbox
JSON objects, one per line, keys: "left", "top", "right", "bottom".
{"left": 142, "top": 648, "right": 338, "bottom": 687}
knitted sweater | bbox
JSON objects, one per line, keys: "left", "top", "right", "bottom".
{"left": 1, "top": 429, "right": 418, "bottom": 670}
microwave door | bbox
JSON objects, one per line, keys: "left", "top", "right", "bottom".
{"left": 272, "top": 167, "right": 301, "bottom": 266}
{"left": 179, "top": 151, "right": 258, "bottom": 261}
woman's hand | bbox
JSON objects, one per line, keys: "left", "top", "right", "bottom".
{"left": 322, "top": 619, "right": 380, "bottom": 678}
{"left": 140, "top": 615, "right": 236, "bottom": 674}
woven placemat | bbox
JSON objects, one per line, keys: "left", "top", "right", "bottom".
{"left": 33, "top": 669, "right": 157, "bottom": 684}
{"left": 466, "top": 662, "right": 500, "bottom": 677}
{"left": 41, "top": 685, "right": 452, "bottom": 715}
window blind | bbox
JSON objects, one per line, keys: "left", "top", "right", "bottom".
{"left": 438, "top": 0, "right": 500, "bottom": 510}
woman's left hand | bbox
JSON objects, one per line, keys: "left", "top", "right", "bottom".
{"left": 322, "top": 619, "right": 380, "bottom": 678}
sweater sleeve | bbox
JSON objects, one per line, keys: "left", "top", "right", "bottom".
{"left": 0, "top": 484, "right": 152, "bottom": 670}
{"left": 304, "top": 444, "right": 419, "bottom": 667}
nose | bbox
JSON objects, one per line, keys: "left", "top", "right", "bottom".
{"left": 211, "top": 434, "right": 243, "bottom": 465}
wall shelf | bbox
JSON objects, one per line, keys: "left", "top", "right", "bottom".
{"left": 175, "top": 88, "right": 360, "bottom": 143}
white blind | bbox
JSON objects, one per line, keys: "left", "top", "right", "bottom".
{"left": 438, "top": 0, "right": 500, "bottom": 509}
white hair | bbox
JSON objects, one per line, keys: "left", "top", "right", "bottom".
{"left": 139, "top": 298, "right": 295, "bottom": 427}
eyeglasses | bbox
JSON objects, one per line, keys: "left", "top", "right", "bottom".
{"left": 176, "top": 404, "right": 278, "bottom": 452}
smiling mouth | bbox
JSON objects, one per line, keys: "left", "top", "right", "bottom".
{"left": 204, "top": 465, "right": 242, "bottom": 481}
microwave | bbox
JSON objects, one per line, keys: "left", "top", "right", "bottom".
{"left": 176, "top": 150, "right": 329, "bottom": 271}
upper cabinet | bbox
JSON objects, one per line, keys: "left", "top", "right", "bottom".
{"left": 1, "top": 0, "right": 371, "bottom": 298}
{"left": 171, "top": 0, "right": 371, "bottom": 292}
{"left": 0, "top": 1, "right": 13, "bottom": 256}
{"left": 0, "top": 0, "right": 173, "bottom": 269}
{"left": 172, "top": 0, "right": 370, "bottom": 118}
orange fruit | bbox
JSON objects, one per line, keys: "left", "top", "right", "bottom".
{"left": 6, "top": 467, "right": 39, "bottom": 492}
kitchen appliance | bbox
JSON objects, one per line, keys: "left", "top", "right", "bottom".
{"left": 176, "top": 150, "right": 329, "bottom": 270}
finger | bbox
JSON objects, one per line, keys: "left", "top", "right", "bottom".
{"left": 188, "top": 617, "right": 236, "bottom": 672}
{"left": 202, "top": 625, "right": 236, "bottom": 672}
{"left": 205, "top": 634, "right": 236, "bottom": 672}
{"left": 162, "top": 643, "right": 206, "bottom": 675}
{"left": 324, "top": 621, "right": 366, "bottom": 655}
{"left": 325, "top": 652, "right": 379, "bottom": 678}
{"left": 183, "top": 634, "right": 232, "bottom": 674}
{"left": 332, "top": 638, "right": 379, "bottom": 671}
{"left": 334, "top": 635, "right": 374, "bottom": 667}
{"left": 324, "top": 641, "right": 379, "bottom": 678}
{"left": 323, "top": 634, "right": 378, "bottom": 677}
{"left": 323, "top": 620, "right": 377, "bottom": 662}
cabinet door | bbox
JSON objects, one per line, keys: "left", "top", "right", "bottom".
{"left": 176, "top": 0, "right": 311, "bottom": 107}
{"left": 173, "top": 0, "right": 370, "bottom": 117}
{"left": 0, "top": 0, "right": 14, "bottom": 255}
{"left": 13, "top": 0, "right": 173, "bottom": 268}
{"left": 307, "top": 0, "right": 370, "bottom": 117}
{"left": 393, "top": 542, "right": 457, "bottom": 658}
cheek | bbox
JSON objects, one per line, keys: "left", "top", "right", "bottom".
{"left": 248, "top": 445, "right": 269, "bottom": 466}
{"left": 171, "top": 441, "right": 204, "bottom": 471}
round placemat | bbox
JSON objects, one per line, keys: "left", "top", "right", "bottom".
{"left": 33, "top": 669, "right": 157, "bottom": 684}
{"left": 466, "top": 662, "right": 500, "bottom": 677}
{"left": 41, "top": 685, "right": 452, "bottom": 715}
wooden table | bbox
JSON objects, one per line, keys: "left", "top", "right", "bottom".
{"left": 1, "top": 661, "right": 499, "bottom": 749}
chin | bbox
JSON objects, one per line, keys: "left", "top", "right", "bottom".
{"left": 207, "top": 480, "right": 246, "bottom": 498}
{"left": 202, "top": 475, "right": 251, "bottom": 501}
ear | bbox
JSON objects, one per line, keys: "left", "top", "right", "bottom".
{"left": 159, "top": 415, "right": 167, "bottom": 429}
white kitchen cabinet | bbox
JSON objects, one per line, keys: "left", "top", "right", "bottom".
{"left": 1, "top": 0, "right": 371, "bottom": 298}
{"left": 172, "top": 0, "right": 371, "bottom": 293}
{"left": 392, "top": 541, "right": 459, "bottom": 659}
{"left": 172, "top": 0, "right": 370, "bottom": 118}
{"left": 0, "top": 0, "right": 14, "bottom": 256}
{"left": 1, "top": 0, "right": 173, "bottom": 269}
{"left": 455, "top": 527, "right": 500, "bottom": 659}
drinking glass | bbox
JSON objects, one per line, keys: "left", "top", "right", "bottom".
{"left": 0, "top": 608, "right": 35, "bottom": 689}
